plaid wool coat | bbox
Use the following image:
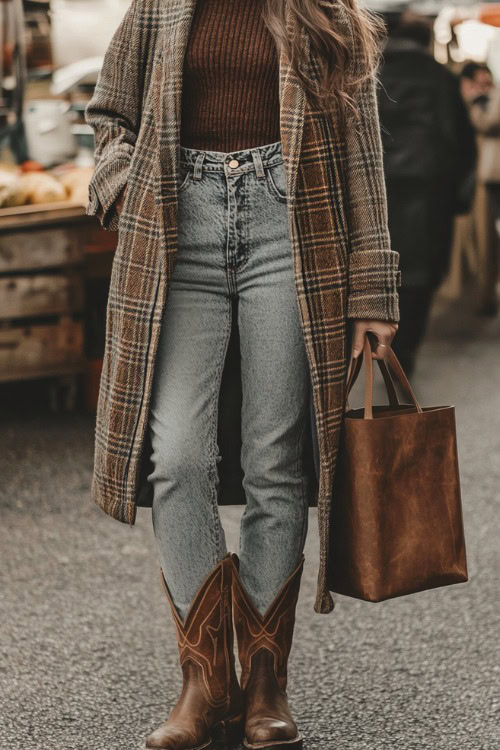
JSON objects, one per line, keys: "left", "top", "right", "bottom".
{"left": 85, "top": 0, "right": 400, "bottom": 614}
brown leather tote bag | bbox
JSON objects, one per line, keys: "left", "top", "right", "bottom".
{"left": 328, "top": 338, "right": 468, "bottom": 602}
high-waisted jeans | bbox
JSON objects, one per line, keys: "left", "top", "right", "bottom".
{"left": 148, "top": 140, "right": 311, "bottom": 620}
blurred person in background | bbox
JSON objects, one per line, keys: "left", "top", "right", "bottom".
{"left": 378, "top": 13, "right": 476, "bottom": 375}
{"left": 460, "top": 62, "right": 500, "bottom": 316}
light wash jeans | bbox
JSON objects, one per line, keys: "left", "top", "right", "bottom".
{"left": 148, "top": 140, "right": 311, "bottom": 620}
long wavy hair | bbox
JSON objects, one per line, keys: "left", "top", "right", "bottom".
{"left": 261, "top": 0, "right": 385, "bottom": 120}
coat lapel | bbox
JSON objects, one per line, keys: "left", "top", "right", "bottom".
{"left": 278, "top": 2, "right": 307, "bottom": 209}
{"left": 154, "top": 0, "right": 307, "bottom": 210}
{"left": 155, "top": 0, "right": 197, "bottom": 206}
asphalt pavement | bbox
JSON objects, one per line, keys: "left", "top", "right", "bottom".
{"left": 1, "top": 294, "right": 498, "bottom": 750}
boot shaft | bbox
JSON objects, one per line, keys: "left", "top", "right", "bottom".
{"left": 230, "top": 554, "right": 304, "bottom": 692}
{"left": 161, "top": 554, "right": 237, "bottom": 706}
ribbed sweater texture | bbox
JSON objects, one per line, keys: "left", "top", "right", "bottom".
{"left": 180, "top": 0, "right": 281, "bottom": 152}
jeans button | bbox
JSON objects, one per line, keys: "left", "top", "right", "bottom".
{"left": 228, "top": 159, "right": 239, "bottom": 169}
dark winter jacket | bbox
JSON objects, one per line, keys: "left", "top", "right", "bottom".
{"left": 378, "top": 38, "right": 477, "bottom": 287}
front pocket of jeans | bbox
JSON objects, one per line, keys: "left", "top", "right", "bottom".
{"left": 265, "top": 162, "right": 287, "bottom": 203}
{"left": 177, "top": 165, "right": 193, "bottom": 194}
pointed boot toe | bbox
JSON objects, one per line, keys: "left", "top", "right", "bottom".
{"left": 145, "top": 723, "right": 210, "bottom": 750}
{"left": 245, "top": 715, "right": 302, "bottom": 747}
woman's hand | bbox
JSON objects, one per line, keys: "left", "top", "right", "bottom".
{"left": 352, "top": 319, "right": 399, "bottom": 360}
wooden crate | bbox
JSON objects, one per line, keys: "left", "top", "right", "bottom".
{"left": 0, "top": 273, "right": 84, "bottom": 320}
{"left": 0, "top": 226, "right": 82, "bottom": 273}
{"left": 0, "top": 204, "right": 114, "bottom": 396}
{"left": 0, "top": 318, "right": 84, "bottom": 383}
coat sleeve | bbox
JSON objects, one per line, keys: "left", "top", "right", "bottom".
{"left": 344, "top": 71, "right": 401, "bottom": 322}
{"left": 84, "top": 0, "right": 147, "bottom": 231}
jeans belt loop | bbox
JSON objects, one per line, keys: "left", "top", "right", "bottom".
{"left": 193, "top": 152, "right": 205, "bottom": 181}
{"left": 252, "top": 148, "right": 266, "bottom": 180}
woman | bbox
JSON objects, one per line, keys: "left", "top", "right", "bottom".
{"left": 85, "top": 1, "right": 400, "bottom": 748}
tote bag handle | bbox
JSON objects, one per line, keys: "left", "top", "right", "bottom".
{"left": 345, "top": 335, "right": 423, "bottom": 419}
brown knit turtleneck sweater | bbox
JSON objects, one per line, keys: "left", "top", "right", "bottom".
{"left": 180, "top": 0, "right": 281, "bottom": 152}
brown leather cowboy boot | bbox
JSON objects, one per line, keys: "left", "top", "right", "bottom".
{"left": 230, "top": 553, "right": 304, "bottom": 750}
{"left": 145, "top": 555, "right": 244, "bottom": 750}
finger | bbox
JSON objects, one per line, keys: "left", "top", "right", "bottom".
{"left": 351, "top": 326, "right": 367, "bottom": 358}
{"left": 384, "top": 325, "right": 398, "bottom": 344}
{"left": 371, "top": 344, "right": 388, "bottom": 360}
{"left": 370, "top": 333, "right": 391, "bottom": 360}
